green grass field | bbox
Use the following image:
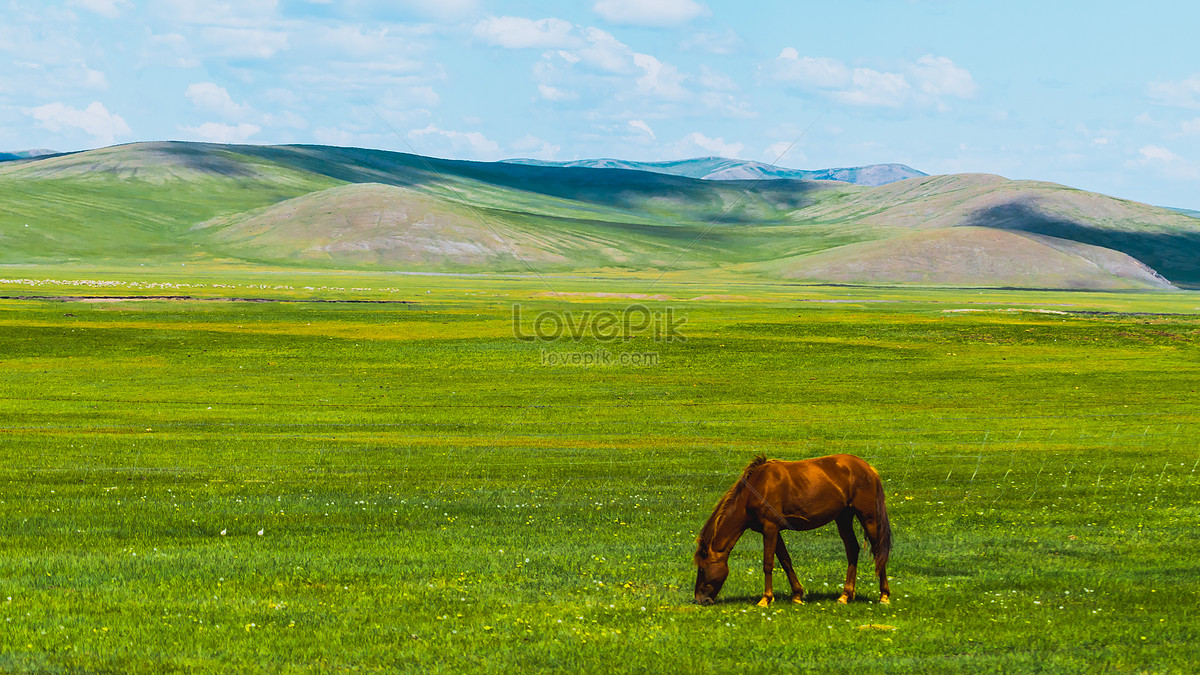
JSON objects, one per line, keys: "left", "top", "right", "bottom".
{"left": 1, "top": 269, "right": 1198, "bottom": 672}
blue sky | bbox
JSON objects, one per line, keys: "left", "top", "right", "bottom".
{"left": 3, "top": 0, "right": 1199, "bottom": 208}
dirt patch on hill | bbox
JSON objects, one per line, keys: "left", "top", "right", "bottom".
{"left": 0, "top": 295, "right": 418, "bottom": 305}
{"left": 533, "top": 292, "right": 753, "bottom": 302}
{"left": 534, "top": 291, "right": 676, "bottom": 301}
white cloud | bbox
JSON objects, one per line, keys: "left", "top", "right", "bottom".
{"left": 632, "top": 53, "right": 687, "bottom": 99}
{"left": 1129, "top": 144, "right": 1199, "bottom": 179}
{"left": 700, "top": 92, "right": 756, "bottom": 119}
{"left": 1148, "top": 74, "right": 1200, "bottom": 109}
{"left": 289, "top": 60, "right": 427, "bottom": 93}
{"left": 265, "top": 88, "right": 300, "bottom": 107}
{"left": 199, "top": 27, "right": 289, "bottom": 59}
{"left": 370, "top": 85, "right": 441, "bottom": 114}
{"left": 911, "top": 55, "right": 976, "bottom": 99}
{"left": 538, "top": 84, "right": 577, "bottom": 101}
{"left": 532, "top": 28, "right": 693, "bottom": 104}
{"left": 409, "top": 0, "right": 480, "bottom": 21}
{"left": 840, "top": 68, "right": 911, "bottom": 108}
{"left": 80, "top": 64, "right": 109, "bottom": 90}
{"left": 697, "top": 65, "right": 737, "bottom": 92}
{"left": 1133, "top": 112, "right": 1173, "bottom": 131}
{"left": 185, "top": 82, "right": 254, "bottom": 119}
{"left": 678, "top": 131, "right": 743, "bottom": 158}
{"left": 577, "top": 27, "right": 635, "bottom": 74}
{"left": 67, "top": 0, "right": 133, "bottom": 18}
{"left": 773, "top": 51, "right": 850, "bottom": 88}
{"left": 474, "top": 16, "right": 577, "bottom": 49}
{"left": 0, "top": 24, "right": 112, "bottom": 98}
{"left": 152, "top": 0, "right": 279, "bottom": 27}
{"left": 27, "top": 101, "right": 130, "bottom": 145}
{"left": 1137, "top": 145, "right": 1182, "bottom": 163}
{"left": 629, "top": 119, "right": 655, "bottom": 139}
{"left": 183, "top": 81, "right": 309, "bottom": 132}
{"left": 680, "top": 29, "right": 741, "bottom": 55}
{"left": 147, "top": 32, "right": 200, "bottom": 68}
{"left": 409, "top": 124, "right": 500, "bottom": 158}
{"left": 312, "top": 125, "right": 403, "bottom": 149}
{"left": 179, "top": 122, "right": 262, "bottom": 143}
{"left": 593, "top": 0, "right": 708, "bottom": 27}
{"left": 510, "top": 134, "right": 560, "bottom": 160}
{"left": 763, "top": 140, "right": 804, "bottom": 164}
{"left": 405, "top": 85, "right": 441, "bottom": 108}
{"left": 261, "top": 110, "right": 308, "bottom": 130}
{"left": 1182, "top": 117, "right": 1200, "bottom": 135}
{"left": 361, "top": 0, "right": 481, "bottom": 22}
{"left": 312, "top": 24, "right": 431, "bottom": 59}
{"left": 772, "top": 50, "right": 975, "bottom": 108}
{"left": 312, "top": 127, "right": 360, "bottom": 147}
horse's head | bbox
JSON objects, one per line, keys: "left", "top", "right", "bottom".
{"left": 694, "top": 457, "right": 764, "bottom": 605}
{"left": 693, "top": 544, "right": 729, "bottom": 605}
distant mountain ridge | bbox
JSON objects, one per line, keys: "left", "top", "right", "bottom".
{"left": 1166, "top": 206, "right": 1200, "bottom": 219}
{"left": 0, "top": 149, "right": 57, "bottom": 162}
{"left": 503, "top": 156, "right": 926, "bottom": 186}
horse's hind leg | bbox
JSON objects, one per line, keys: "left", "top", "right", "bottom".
{"left": 774, "top": 533, "right": 805, "bottom": 604}
{"left": 835, "top": 511, "right": 860, "bottom": 604}
{"left": 858, "top": 514, "right": 891, "bottom": 604}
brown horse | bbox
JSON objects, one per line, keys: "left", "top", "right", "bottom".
{"left": 693, "top": 454, "right": 891, "bottom": 607}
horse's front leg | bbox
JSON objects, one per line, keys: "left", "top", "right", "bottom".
{"left": 757, "top": 522, "right": 778, "bottom": 608}
{"left": 774, "top": 533, "right": 805, "bottom": 604}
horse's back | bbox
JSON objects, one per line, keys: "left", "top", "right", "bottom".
{"left": 774, "top": 454, "right": 879, "bottom": 489}
{"left": 743, "top": 454, "right": 880, "bottom": 529}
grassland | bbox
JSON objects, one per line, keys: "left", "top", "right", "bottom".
{"left": 1, "top": 268, "right": 1198, "bottom": 672}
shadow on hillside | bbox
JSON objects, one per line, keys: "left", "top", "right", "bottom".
{"left": 234, "top": 144, "right": 832, "bottom": 219}
{"left": 146, "top": 142, "right": 260, "bottom": 178}
{"left": 966, "top": 201, "right": 1200, "bottom": 288}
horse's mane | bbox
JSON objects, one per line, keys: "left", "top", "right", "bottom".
{"left": 694, "top": 455, "right": 769, "bottom": 565}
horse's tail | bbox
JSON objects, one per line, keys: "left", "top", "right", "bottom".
{"left": 872, "top": 473, "right": 892, "bottom": 577}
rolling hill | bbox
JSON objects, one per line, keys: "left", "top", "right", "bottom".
{"left": 2, "top": 141, "right": 1199, "bottom": 289}
{"left": 752, "top": 227, "right": 1172, "bottom": 290}
{"left": 193, "top": 182, "right": 692, "bottom": 270}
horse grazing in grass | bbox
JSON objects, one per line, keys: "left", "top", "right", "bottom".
{"left": 693, "top": 454, "right": 892, "bottom": 607}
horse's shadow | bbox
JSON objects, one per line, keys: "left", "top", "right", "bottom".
{"left": 710, "top": 592, "right": 879, "bottom": 606}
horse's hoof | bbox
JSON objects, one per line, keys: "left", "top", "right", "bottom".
{"left": 791, "top": 595, "right": 804, "bottom": 605}
{"left": 837, "top": 594, "right": 849, "bottom": 604}
{"left": 879, "top": 595, "right": 891, "bottom": 605}
{"left": 756, "top": 597, "right": 772, "bottom": 608}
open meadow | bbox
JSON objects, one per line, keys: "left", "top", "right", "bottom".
{"left": 1, "top": 269, "right": 1198, "bottom": 672}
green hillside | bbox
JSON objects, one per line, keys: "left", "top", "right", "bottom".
{"left": 0, "top": 143, "right": 342, "bottom": 264}
{"left": 3, "top": 141, "right": 1199, "bottom": 288}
